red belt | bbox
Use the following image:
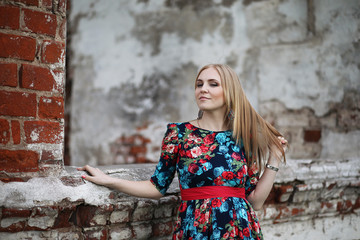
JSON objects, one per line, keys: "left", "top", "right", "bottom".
{"left": 181, "top": 186, "right": 245, "bottom": 201}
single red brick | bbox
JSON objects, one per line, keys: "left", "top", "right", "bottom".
{"left": 20, "top": 64, "right": 56, "bottom": 91}
{"left": 0, "top": 33, "right": 36, "bottom": 61}
{"left": 0, "top": 177, "right": 27, "bottom": 183}
{"left": 13, "top": 0, "right": 39, "bottom": 6}
{"left": 2, "top": 208, "right": 32, "bottom": 218}
{"left": 0, "top": 5, "right": 20, "bottom": 30}
{"left": 0, "top": 62, "right": 18, "bottom": 87}
{"left": 0, "top": 149, "right": 39, "bottom": 172}
{"left": 11, "top": 120, "right": 21, "bottom": 144}
{"left": 0, "top": 90, "right": 37, "bottom": 117}
{"left": 41, "top": 40, "right": 65, "bottom": 64}
{"left": 304, "top": 129, "right": 321, "bottom": 142}
{"left": 39, "top": 96, "right": 64, "bottom": 119}
{"left": 0, "top": 119, "right": 11, "bottom": 144}
{"left": 24, "top": 120, "right": 63, "bottom": 144}
{"left": 22, "top": 9, "right": 57, "bottom": 36}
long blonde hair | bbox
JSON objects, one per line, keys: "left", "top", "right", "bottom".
{"left": 196, "top": 64, "right": 286, "bottom": 172}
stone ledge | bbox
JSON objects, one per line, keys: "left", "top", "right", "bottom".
{"left": 0, "top": 159, "right": 359, "bottom": 239}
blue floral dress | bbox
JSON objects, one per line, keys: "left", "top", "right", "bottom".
{"left": 151, "top": 122, "right": 263, "bottom": 240}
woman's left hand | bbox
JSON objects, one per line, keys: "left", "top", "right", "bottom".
{"left": 269, "top": 136, "right": 288, "bottom": 162}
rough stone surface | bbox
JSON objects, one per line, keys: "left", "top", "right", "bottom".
{"left": 0, "top": 160, "right": 359, "bottom": 239}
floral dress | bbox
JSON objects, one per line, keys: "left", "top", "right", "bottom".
{"left": 151, "top": 122, "right": 263, "bottom": 240}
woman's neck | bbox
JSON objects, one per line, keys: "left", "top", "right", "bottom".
{"left": 197, "top": 111, "right": 228, "bottom": 131}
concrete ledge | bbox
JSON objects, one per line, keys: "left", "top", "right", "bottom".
{"left": 0, "top": 159, "right": 359, "bottom": 239}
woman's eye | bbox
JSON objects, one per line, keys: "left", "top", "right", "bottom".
{"left": 196, "top": 83, "right": 203, "bottom": 87}
{"left": 210, "top": 83, "right": 218, "bottom": 87}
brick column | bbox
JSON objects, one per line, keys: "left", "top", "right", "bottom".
{"left": 0, "top": 0, "right": 66, "bottom": 182}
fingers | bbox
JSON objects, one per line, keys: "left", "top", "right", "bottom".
{"left": 77, "top": 165, "right": 107, "bottom": 185}
{"left": 77, "top": 165, "right": 98, "bottom": 175}
{"left": 277, "top": 136, "right": 287, "bottom": 145}
{"left": 81, "top": 174, "right": 94, "bottom": 182}
{"left": 277, "top": 136, "right": 289, "bottom": 153}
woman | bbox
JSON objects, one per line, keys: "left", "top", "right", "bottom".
{"left": 78, "top": 64, "right": 288, "bottom": 239}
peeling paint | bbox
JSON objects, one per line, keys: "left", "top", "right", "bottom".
{"left": 68, "top": 0, "right": 360, "bottom": 166}
{"left": 30, "top": 130, "right": 40, "bottom": 142}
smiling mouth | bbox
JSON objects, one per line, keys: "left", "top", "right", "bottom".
{"left": 199, "top": 97, "right": 210, "bottom": 100}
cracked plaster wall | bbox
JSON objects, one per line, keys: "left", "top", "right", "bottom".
{"left": 68, "top": 0, "right": 360, "bottom": 166}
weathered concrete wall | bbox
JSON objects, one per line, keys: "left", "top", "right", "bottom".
{"left": 68, "top": 0, "right": 360, "bottom": 167}
{"left": 0, "top": 159, "right": 359, "bottom": 239}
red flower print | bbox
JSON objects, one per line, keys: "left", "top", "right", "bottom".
{"left": 231, "top": 152, "right": 241, "bottom": 161}
{"left": 165, "top": 130, "right": 176, "bottom": 141}
{"left": 239, "top": 231, "right": 244, "bottom": 239}
{"left": 165, "top": 144, "right": 175, "bottom": 153}
{"left": 203, "top": 134, "right": 215, "bottom": 145}
{"left": 186, "top": 150, "right": 192, "bottom": 158}
{"left": 211, "top": 199, "right": 222, "bottom": 208}
{"left": 223, "top": 232, "right": 230, "bottom": 239}
{"left": 195, "top": 209, "right": 201, "bottom": 219}
{"left": 237, "top": 171, "right": 244, "bottom": 179}
{"left": 199, "top": 214, "right": 206, "bottom": 224}
{"left": 188, "top": 163, "right": 199, "bottom": 174}
{"left": 200, "top": 145, "right": 209, "bottom": 153}
{"left": 222, "top": 171, "right": 235, "bottom": 180}
{"left": 230, "top": 229, "right": 236, "bottom": 238}
{"left": 199, "top": 159, "right": 206, "bottom": 164}
{"left": 188, "top": 133, "right": 201, "bottom": 143}
{"left": 179, "top": 202, "right": 187, "bottom": 212}
{"left": 243, "top": 227, "right": 250, "bottom": 237}
{"left": 214, "top": 176, "right": 224, "bottom": 185}
{"left": 210, "top": 144, "right": 217, "bottom": 151}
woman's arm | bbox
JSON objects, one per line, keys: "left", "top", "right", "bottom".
{"left": 77, "top": 165, "right": 163, "bottom": 200}
{"left": 246, "top": 137, "right": 288, "bottom": 210}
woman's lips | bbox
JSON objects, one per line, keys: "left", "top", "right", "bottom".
{"left": 199, "top": 96, "right": 210, "bottom": 100}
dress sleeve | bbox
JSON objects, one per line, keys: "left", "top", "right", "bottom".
{"left": 245, "top": 162, "right": 260, "bottom": 197}
{"left": 150, "top": 123, "right": 179, "bottom": 195}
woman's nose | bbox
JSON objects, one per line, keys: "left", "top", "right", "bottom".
{"left": 200, "top": 86, "right": 209, "bottom": 93}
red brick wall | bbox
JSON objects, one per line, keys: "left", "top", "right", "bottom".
{"left": 0, "top": 0, "right": 66, "bottom": 182}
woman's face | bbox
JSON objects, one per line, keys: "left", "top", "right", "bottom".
{"left": 195, "top": 67, "right": 226, "bottom": 114}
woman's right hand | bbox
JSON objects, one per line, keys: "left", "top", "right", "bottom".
{"left": 77, "top": 165, "right": 163, "bottom": 200}
{"left": 77, "top": 165, "right": 113, "bottom": 186}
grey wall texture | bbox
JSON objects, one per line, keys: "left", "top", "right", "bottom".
{"left": 67, "top": 0, "right": 360, "bottom": 167}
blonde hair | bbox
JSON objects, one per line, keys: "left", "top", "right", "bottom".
{"left": 195, "top": 64, "right": 286, "bottom": 172}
